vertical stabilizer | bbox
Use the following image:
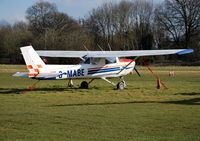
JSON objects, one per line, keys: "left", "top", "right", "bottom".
{"left": 20, "top": 46, "right": 46, "bottom": 77}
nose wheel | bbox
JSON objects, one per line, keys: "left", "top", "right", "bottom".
{"left": 117, "top": 81, "right": 125, "bottom": 90}
{"left": 117, "top": 76, "right": 126, "bottom": 90}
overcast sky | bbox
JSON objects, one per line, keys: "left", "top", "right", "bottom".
{"left": 0, "top": 0, "right": 164, "bottom": 24}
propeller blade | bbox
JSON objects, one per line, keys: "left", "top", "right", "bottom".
{"left": 134, "top": 67, "right": 141, "bottom": 77}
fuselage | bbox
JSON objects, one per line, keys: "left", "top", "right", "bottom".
{"left": 37, "top": 58, "right": 135, "bottom": 80}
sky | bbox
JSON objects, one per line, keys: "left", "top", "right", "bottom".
{"left": 0, "top": 0, "right": 164, "bottom": 24}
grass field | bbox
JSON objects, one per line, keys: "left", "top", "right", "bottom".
{"left": 0, "top": 65, "right": 200, "bottom": 141}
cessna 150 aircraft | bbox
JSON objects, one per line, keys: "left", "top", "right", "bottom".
{"left": 13, "top": 45, "right": 193, "bottom": 89}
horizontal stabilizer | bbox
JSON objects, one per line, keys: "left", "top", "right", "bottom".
{"left": 12, "top": 72, "right": 29, "bottom": 77}
{"left": 35, "top": 73, "right": 59, "bottom": 78}
{"left": 13, "top": 72, "right": 59, "bottom": 79}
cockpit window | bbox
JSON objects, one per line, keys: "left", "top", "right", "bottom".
{"left": 91, "top": 58, "right": 100, "bottom": 65}
{"left": 105, "top": 57, "right": 116, "bottom": 64}
{"left": 82, "top": 57, "right": 116, "bottom": 65}
{"left": 82, "top": 57, "right": 101, "bottom": 65}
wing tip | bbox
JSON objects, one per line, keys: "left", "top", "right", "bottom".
{"left": 176, "top": 49, "right": 194, "bottom": 55}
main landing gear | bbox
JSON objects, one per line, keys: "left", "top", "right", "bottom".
{"left": 79, "top": 79, "right": 95, "bottom": 89}
{"left": 101, "top": 76, "right": 126, "bottom": 90}
{"left": 78, "top": 77, "right": 126, "bottom": 90}
{"left": 80, "top": 81, "right": 88, "bottom": 89}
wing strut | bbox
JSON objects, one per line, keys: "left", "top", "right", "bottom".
{"left": 101, "top": 77, "right": 116, "bottom": 86}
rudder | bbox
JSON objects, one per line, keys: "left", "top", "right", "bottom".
{"left": 20, "top": 46, "right": 46, "bottom": 77}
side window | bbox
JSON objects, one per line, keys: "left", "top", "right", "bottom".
{"left": 91, "top": 58, "right": 100, "bottom": 65}
{"left": 106, "top": 57, "right": 116, "bottom": 64}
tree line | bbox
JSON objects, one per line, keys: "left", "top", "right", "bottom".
{"left": 0, "top": 0, "right": 199, "bottom": 64}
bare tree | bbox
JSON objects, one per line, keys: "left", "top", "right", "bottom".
{"left": 26, "top": 1, "right": 58, "bottom": 34}
{"left": 155, "top": 0, "right": 200, "bottom": 48}
{"left": 84, "top": 0, "right": 154, "bottom": 50}
{"left": 84, "top": 2, "right": 116, "bottom": 50}
{"left": 26, "top": 1, "right": 89, "bottom": 51}
{"left": 112, "top": 1, "right": 134, "bottom": 50}
{"left": 130, "top": 0, "right": 154, "bottom": 50}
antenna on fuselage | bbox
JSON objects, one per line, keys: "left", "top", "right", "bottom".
{"left": 108, "top": 43, "right": 112, "bottom": 51}
{"left": 83, "top": 44, "right": 89, "bottom": 51}
{"left": 97, "top": 44, "right": 104, "bottom": 52}
{"left": 80, "top": 44, "right": 88, "bottom": 61}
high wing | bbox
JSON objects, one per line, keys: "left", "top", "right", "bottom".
{"left": 36, "top": 49, "right": 193, "bottom": 58}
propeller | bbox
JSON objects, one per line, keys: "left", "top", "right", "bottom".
{"left": 134, "top": 67, "right": 141, "bottom": 77}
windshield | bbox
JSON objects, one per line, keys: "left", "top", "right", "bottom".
{"left": 82, "top": 57, "right": 117, "bottom": 65}
{"left": 105, "top": 57, "right": 116, "bottom": 64}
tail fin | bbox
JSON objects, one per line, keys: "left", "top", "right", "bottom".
{"left": 20, "top": 46, "right": 46, "bottom": 77}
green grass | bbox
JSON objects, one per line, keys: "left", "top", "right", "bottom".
{"left": 0, "top": 65, "right": 200, "bottom": 141}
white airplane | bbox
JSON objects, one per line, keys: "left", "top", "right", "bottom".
{"left": 13, "top": 45, "right": 193, "bottom": 89}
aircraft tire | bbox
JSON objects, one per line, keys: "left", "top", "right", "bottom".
{"left": 80, "top": 81, "right": 89, "bottom": 89}
{"left": 117, "top": 81, "right": 125, "bottom": 90}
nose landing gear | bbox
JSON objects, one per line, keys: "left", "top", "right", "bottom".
{"left": 117, "top": 77, "right": 126, "bottom": 90}
{"left": 117, "top": 81, "right": 125, "bottom": 90}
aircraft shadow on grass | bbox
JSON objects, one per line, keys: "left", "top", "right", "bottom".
{"left": 175, "top": 92, "right": 200, "bottom": 96}
{"left": 0, "top": 88, "right": 199, "bottom": 106}
{"left": 52, "top": 98, "right": 200, "bottom": 107}
{"left": 0, "top": 87, "right": 78, "bottom": 94}
{"left": 0, "top": 86, "right": 102, "bottom": 94}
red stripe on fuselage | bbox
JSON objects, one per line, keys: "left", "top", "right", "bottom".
{"left": 119, "top": 59, "right": 134, "bottom": 63}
